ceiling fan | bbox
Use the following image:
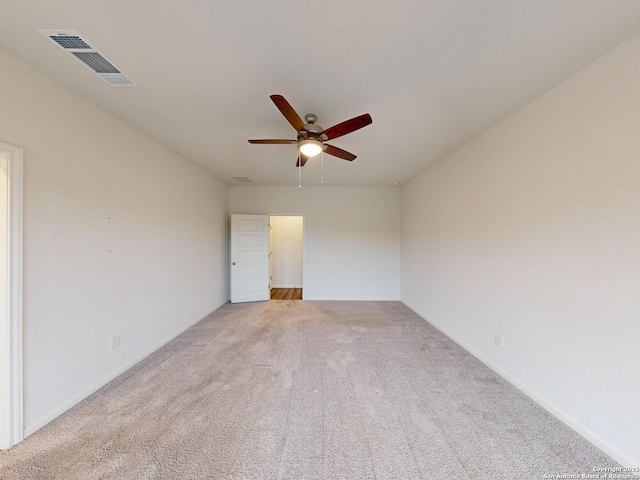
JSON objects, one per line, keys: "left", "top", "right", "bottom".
{"left": 248, "top": 95, "right": 372, "bottom": 167}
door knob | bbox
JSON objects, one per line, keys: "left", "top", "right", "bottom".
{"left": 232, "top": 262, "right": 236, "bottom": 265}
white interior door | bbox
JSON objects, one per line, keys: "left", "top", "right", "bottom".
{"left": 230, "top": 214, "right": 270, "bottom": 303}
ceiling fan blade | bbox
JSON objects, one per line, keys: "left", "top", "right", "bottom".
{"left": 248, "top": 139, "right": 297, "bottom": 144}
{"left": 322, "top": 113, "right": 372, "bottom": 140}
{"left": 270, "top": 95, "right": 306, "bottom": 132}
{"left": 296, "top": 154, "right": 309, "bottom": 167}
{"left": 324, "top": 144, "right": 357, "bottom": 161}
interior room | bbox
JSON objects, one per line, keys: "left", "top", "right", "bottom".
{"left": 1, "top": 1, "right": 639, "bottom": 478}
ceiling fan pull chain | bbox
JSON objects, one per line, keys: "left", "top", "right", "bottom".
{"left": 321, "top": 150, "right": 324, "bottom": 185}
{"left": 298, "top": 152, "right": 302, "bottom": 188}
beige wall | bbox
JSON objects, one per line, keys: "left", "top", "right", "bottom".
{"left": 401, "top": 35, "right": 640, "bottom": 466}
{"left": 0, "top": 47, "right": 229, "bottom": 434}
{"left": 230, "top": 186, "right": 401, "bottom": 300}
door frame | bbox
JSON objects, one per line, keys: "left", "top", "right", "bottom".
{"left": 0, "top": 142, "right": 24, "bottom": 450}
{"left": 268, "top": 214, "right": 305, "bottom": 300}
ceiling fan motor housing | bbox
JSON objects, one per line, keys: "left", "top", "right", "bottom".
{"left": 298, "top": 118, "right": 327, "bottom": 142}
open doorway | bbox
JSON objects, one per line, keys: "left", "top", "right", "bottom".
{"left": 269, "top": 215, "right": 304, "bottom": 300}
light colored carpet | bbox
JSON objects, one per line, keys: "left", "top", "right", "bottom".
{"left": 0, "top": 301, "right": 617, "bottom": 479}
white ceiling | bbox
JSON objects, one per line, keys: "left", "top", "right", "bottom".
{"left": 2, "top": 1, "right": 640, "bottom": 186}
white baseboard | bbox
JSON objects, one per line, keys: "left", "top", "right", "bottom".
{"left": 303, "top": 297, "right": 402, "bottom": 301}
{"left": 271, "top": 284, "right": 302, "bottom": 288}
{"left": 24, "top": 302, "right": 226, "bottom": 438}
{"left": 402, "top": 300, "right": 640, "bottom": 470}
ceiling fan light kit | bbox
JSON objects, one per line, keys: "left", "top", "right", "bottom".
{"left": 248, "top": 94, "right": 373, "bottom": 182}
{"left": 298, "top": 139, "right": 323, "bottom": 157}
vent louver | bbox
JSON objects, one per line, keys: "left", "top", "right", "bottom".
{"left": 38, "top": 29, "right": 137, "bottom": 87}
{"left": 50, "top": 35, "right": 91, "bottom": 49}
{"left": 72, "top": 52, "right": 120, "bottom": 74}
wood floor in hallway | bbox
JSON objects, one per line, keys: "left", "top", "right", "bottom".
{"left": 271, "top": 288, "right": 302, "bottom": 300}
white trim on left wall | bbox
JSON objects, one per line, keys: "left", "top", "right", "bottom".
{"left": 0, "top": 141, "right": 24, "bottom": 450}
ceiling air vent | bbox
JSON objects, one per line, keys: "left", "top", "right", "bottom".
{"left": 37, "top": 29, "right": 137, "bottom": 87}
{"left": 50, "top": 35, "right": 91, "bottom": 49}
{"left": 102, "top": 75, "right": 135, "bottom": 86}
{"left": 71, "top": 52, "right": 120, "bottom": 74}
